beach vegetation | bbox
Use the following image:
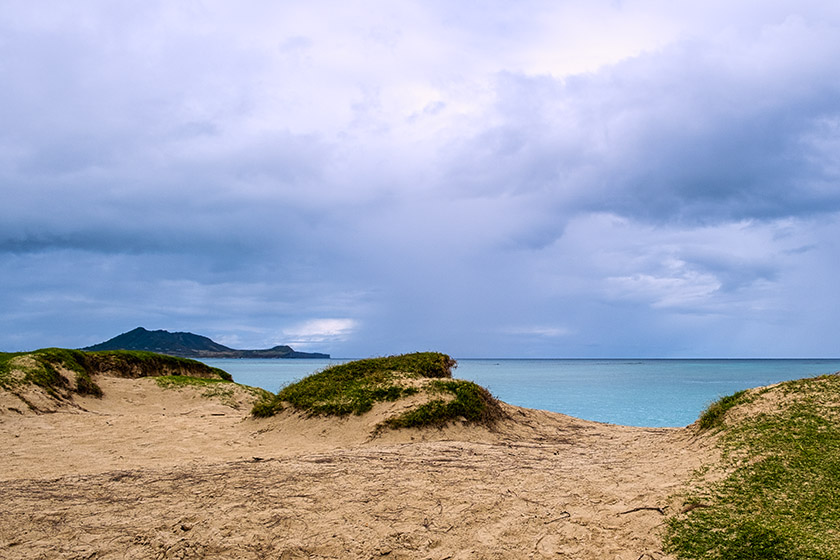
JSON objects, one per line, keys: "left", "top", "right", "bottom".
{"left": 0, "top": 348, "right": 102, "bottom": 398}
{"left": 0, "top": 348, "right": 234, "bottom": 408}
{"left": 696, "top": 389, "right": 751, "bottom": 431}
{"left": 383, "top": 379, "right": 505, "bottom": 429}
{"left": 0, "top": 352, "right": 20, "bottom": 387}
{"left": 666, "top": 373, "right": 840, "bottom": 559}
{"left": 154, "top": 374, "right": 233, "bottom": 389}
{"left": 83, "top": 349, "right": 233, "bottom": 381}
{"left": 251, "top": 392, "right": 282, "bottom": 417}
{"left": 251, "top": 352, "right": 504, "bottom": 428}
{"left": 252, "top": 352, "right": 451, "bottom": 417}
{"left": 155, "top": 374, "right": 271, "bottom": 409}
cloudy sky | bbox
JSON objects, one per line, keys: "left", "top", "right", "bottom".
{"left": 2, "top": 1, "right": 839, "bottom": 357}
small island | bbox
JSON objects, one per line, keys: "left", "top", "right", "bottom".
{"left": 82, "top": 327, "right": 330, "bottom": 359}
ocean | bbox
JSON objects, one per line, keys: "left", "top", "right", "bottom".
{"left": 198, "top": 358, "right": 840, "bottom": 427}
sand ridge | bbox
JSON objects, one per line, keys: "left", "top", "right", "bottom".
{"left": 0, "top": 375, "right": 718, "bottom": 559}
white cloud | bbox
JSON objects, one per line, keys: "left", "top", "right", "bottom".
{"left": 502, "top": 326, "right": 573, "bottom": 338}
{"left": 604, "top": 270, "right": 723, "bottom": 310}
{"left": 282, "top": 319, "right": 359, "bottom": 347}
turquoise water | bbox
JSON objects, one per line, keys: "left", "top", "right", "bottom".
{"left": 198, "top": 358, "right": 840, "bottom": 427}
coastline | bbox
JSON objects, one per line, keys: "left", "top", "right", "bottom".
{"left": 200, "top": 357, "right": 840, "bottom": 427}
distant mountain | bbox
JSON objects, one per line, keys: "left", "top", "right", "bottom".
{"left": 83, "top": 327, "right": 330, "bottom": 359}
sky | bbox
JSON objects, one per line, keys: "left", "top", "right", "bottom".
{"left": 2, "top": 1, "right": 839, "bottom": 358}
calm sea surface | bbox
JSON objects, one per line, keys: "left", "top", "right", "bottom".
{"left": 198, "top": 358, "right": 840, "bottom": 427}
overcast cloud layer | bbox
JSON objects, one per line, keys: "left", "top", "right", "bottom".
{"left": 2, "top": 1, "right": 839, "bottom": 357}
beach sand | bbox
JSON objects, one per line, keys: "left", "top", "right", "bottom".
{"left": 0, "top": 375, "right": 718, "bottom": 559}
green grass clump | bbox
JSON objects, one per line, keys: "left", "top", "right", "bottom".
{"left": 38, "top": 348, "right": 104, "bottom": 397}
{"left": 251, "top": 352, "right": 505, "bottom": 429}
{"left": 0, "top": 352, "right": 17, "bottom": 372}
{"left": 383, "top": 379, "right": 505, "bottom": 429}
{"left": 254, "top": 352, "right": 450, "bottom": 417}
{"left": 1, "top": 348, "right": 234, "bottom": 409}
{"left": 0, "top": 348, "right": 103, "bottom": 399}
{"left": 696, "top": 389, "right": 751, "bottom": 431}
{"left": 666, "top": 373, "right": 840, "bottom": 559}
{"left": 154, "top": 375, "right": 233, "bottom": 389}
{"left": 0, "top": 352, "right": 21, "bottom": 389}
{"left": 155, "top": 375, "right": 270, "bottom": 409}
{"left": 251, "top": 393, "right": 281, "bottom": 418}
{"left": 83, "top": 350, "right": 233, "bottom": 381}
{"left": 309, "top": 352, "right": 456, "bottom": 381}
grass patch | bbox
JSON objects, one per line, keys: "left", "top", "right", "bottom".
{"left": 383, "top": 379, "right": 505, "bottom": 429}
{"left": 0, "top": 353, "right": 20, "bottom": 392}
{"left": 666, "top": 373, "right": 840, "bottom": 559}
{"left": 696, "top": 389, "right": 751, "bottom": 431}
{"left": 251, "top": 392, "right": 282, "bottom": 418}
{"left": 154, "top": 375, "right": 232, "bottom": 389}
{"left": 1, "top": 348, "right": 234, "bottom": 408}
{"left": 0, "top": 348, "right": 102, "bottom": 398}
{"left": 39, "top": 348, "right": 103, "bottom": 397}
{"left": 0, "top": 352, "right": 20, "bottom": 383}
{"left": 83, "top": 350, "right": 232, "bottom": 381}
{"left": 251, "top": 352, "right": 505, "bottom": 429}
{"left": 154, "top": 375, "right": 269, "bottom": 409}
{"left": 253, "top": 352, "right": 451, "bottom": 418}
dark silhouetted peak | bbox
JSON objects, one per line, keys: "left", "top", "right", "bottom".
{"left": 83, "top": 327, "right": 329, "bottom": 359}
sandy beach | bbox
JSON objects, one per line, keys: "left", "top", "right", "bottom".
{"left": 0, "top": 375, "right": 718, "bottom": 559}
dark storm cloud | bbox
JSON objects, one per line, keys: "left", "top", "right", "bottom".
{"left": 446, "top": 21, "right": 840, "bottom": 237}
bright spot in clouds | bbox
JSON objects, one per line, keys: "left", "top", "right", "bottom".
{"left": 283, "top": 319, "right": 359, "bottom": 347}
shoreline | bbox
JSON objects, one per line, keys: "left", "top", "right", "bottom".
{"left": 199, "top": 356, "right": 840, "bottom": 427}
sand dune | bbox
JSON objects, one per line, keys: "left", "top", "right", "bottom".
{"left": 0, "top": 375, "right": 718, "bottom": 559}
